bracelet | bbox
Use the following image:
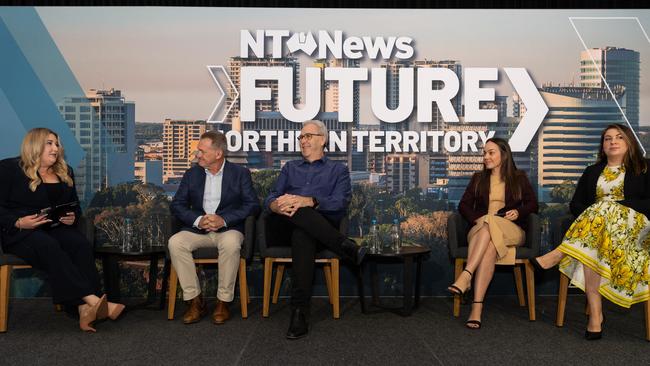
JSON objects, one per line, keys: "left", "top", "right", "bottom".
{"left": 17, "top": 217, "right": 22, "bottom": 231}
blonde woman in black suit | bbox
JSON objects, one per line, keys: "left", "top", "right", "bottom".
{"left": 0, "top": 128, "right": 124, "bottom": 332}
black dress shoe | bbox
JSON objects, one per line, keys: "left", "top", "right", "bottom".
{"left": 341, "top": 239, "right": 367, "bottom": 265}
{"left": 286, "top": 308, "right": 309, "bottom": 340}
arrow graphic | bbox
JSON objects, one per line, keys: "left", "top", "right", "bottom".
{"left": 505, "top": 68, "right": 549, "bottom": 152}
{"left": 207, "top": 65, "right": 238, "bottom": 123}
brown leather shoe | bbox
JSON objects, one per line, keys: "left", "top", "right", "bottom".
{"left": 182, "top": 295, "right": 206, "bottom": 324}
{"left": 212, "top": 299, "right": 230, "bottom": 325}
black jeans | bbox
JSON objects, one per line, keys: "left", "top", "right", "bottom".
{"left": 4, "top": 225, "right": 101, "bottom": 306}
{"left": 267, "top": 208, "right": 345, "bottom": 309}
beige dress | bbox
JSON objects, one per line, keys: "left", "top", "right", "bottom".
{"left": 467, "top": 175, "right": 525, "bottom": 265}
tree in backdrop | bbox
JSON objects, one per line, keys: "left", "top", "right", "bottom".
{"left": 400, "top": 211, "right": 452, "bottom": 244}
{"left": 348, "top": 183, "right": 381, "bottom": 237}
{"left": 549, "top": 180, "right": 576, "bottom": 203}
{"left": 86, "top": 182, "right": 170, "bottom": 244}
{"left": 251, "top": 169, "right": 280, "bottom": 204}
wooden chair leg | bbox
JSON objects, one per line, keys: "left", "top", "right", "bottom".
{"left": 645, "top": 300, "right": 650, "bottom": 341}
{"left": 453, "top": 258, "right": 463, "bottom": 317}
{"left": 272, "top": 264, "right": 285, "bottom": 304}
{"left": 0, "top": 265, "right": 11, "bottom": 333}
{"left": 513, "top": 264, "right": 526, "bottom": 307}
{"left": 262, "top": 257, "right": 273, "bottom": 318}
{"left": 556, "top": 272, "right": 569, "bottom": 327}
{"left": 331, "top": 259, "right": 340, "bottom": 319}
{"left": 238, "top": 258, "right": 248, "bottom": 319}
{"left": 246, "top": 275, "right": 251, "bottom": 304}
{"left": 524, "top": 261, "right": 536, "bottom": 321}
{"left": 167, "top": 265, "right": 178, "bottom": 320}
{"left": 323, "top": 264, "right": 333, "bottom": 305}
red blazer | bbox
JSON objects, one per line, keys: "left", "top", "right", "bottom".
{"left": 458, "top": 171, "right": 538, "bottom": 230}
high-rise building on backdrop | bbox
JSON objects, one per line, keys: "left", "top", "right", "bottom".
{"left": 59, "top": 88, "right": 135, "bottom": 204}
{"left": 579, "top": 47, "right": 639, "bottom": 130}
{"left": 538, "top": 85, "right": 627, "bottom": 200}
{"left": 162, "top": 119, "right": 207, "bottom": 183}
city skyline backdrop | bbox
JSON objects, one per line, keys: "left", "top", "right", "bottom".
{"left": 36, "top": 8, "right": 650, "bottom": 126}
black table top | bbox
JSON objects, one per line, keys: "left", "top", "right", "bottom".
{"left": 94, "top": 245, "right": 166, "bottom": 256}
{"left": 365, "top": 243, "right": 431, "bottom": 258}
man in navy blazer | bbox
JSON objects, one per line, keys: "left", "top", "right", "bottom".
{"left": 169, "top": 131, "right": 259, "bottom": 325}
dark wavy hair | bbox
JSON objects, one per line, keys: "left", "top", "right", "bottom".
{"left": 596, "top": 123, "right": 647, "bottom": 175}
{"left": 473, "top": 137, "right": 522, "bottom": 200}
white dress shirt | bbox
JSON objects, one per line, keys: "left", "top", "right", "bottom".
{"left": 193, "top": 162, "right": 226, "bottom": 229}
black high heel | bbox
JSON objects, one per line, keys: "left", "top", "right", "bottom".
{"left": 585, "top": 313, "right": 605, "bottom": 340}
{"left": 465, "top": 300, "right": 483, "bottom": 330}
{"left": 448, "top": 269, "right": 473, "bottom": 296}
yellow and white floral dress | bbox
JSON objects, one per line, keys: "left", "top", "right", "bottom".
{"left": 558, "top": 165, "right": 650, "bottom": 307}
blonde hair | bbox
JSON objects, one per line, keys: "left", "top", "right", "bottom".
{"left": 20, "top": 128, "right": 73, "bottom": 192}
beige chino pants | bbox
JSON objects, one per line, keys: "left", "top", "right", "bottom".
{"left": 168, "top": 229, "right": 243, "bottom": 302}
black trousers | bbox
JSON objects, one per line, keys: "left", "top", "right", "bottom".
{"left": 267, "top": 207, "right": 346, "bottom": 309}
{"left": 4, "top": 226, "right": 101, "bottom": 306}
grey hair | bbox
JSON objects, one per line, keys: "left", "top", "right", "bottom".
{"left": 200, "top": 131, "right": 228, "bottom": 156}
{"left": 303, "top": 120, "right": 328, "bottom": 144}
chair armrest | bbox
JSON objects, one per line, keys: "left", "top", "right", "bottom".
{"left": 447, "top": 213, "right": 469, "bottom": 258}
{"left": 240, "top": 214, "right": 256, "bottom": 260}
{"left": 256, "top": 210, "right": 271, "bottom": 255}
{"left": 524, "top": 213, "right": 541, "bottom": 256}
{"left": 339, "top": 215, "right": 349, "bottom": 235}
{"left": 77, "top": 215, "right": 95, "bottom": 246}
{"left": 552, "top": 214, "right": 575, "bottom": 248}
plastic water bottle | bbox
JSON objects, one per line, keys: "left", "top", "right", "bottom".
{"left": 123, "top": 218, "right": 133, "bottom": 252}
{"left": 390, "top": 218, "right": 401, "bottom": 252}
{"left": 369, "top": 218, "right": 379, "bottom": 253}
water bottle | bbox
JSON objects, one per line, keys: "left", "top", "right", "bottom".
{"left": 369, "top": 218, "right": 379, "bottom": 253}
{"left": 123, "top": 218, "right": 133, "bottom": 252}
{"left": 390, "top": 218, "right": 401, "bottom": 252}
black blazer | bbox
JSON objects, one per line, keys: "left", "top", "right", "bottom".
{"left": 570, "top": 159, "right": 650, "bottom": 220}
{"left": 169, "top": 161, "right": 260, "bottom": 235}
{"left": 458, "top": 170, "right": 539, "bottom": 230}
{"left": 0, "top": 157, "right": 82, "bottom": 246}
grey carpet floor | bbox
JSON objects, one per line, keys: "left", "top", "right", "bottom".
{"left": 1, "top": 296, "right": 649, "bottom": 365}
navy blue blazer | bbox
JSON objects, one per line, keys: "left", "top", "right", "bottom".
{"left": 170, "top": 161, "right": 260, "bottom": 234}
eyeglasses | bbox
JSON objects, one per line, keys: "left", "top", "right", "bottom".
{"left": 297, "top": 133, "right": 324, "bottom": 141}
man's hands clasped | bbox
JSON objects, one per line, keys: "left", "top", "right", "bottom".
{"left": 270, "top": 194, "right": 315, "bottom": 217}
{"left": 198, "top": 214, "right": 226, "bottom": 232}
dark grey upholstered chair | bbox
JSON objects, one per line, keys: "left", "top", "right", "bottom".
{"left": 256, "top": 210, "right": 348, "bottom": 319}
{"left": 552, "top": 215, "right": 650, "bottom": 340}
{"left": 0, "top": 216, "right": 94, "bottom": 332}
{"left": 447, "top": 212, "right": 541, "bottom": 321}
{"left": 166, "top": 214, "right": 255, "bottom": 320}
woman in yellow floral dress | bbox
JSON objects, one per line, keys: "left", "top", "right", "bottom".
{"left": 533, "top": 123, "right": 650, "bottom": 340}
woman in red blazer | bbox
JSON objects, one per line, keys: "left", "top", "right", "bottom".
{"left": 449, "top": 137, "right": 538, "bottom": 329}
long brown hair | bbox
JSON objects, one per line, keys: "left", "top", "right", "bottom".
{"left": 473, "top": 137, "right": 522, "bottom": 200}
{"left": 19, "top": 128, "right": 73, "bottom": 192}
{"left": 596, "top": 123, "right": 647, "bottom": 175}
